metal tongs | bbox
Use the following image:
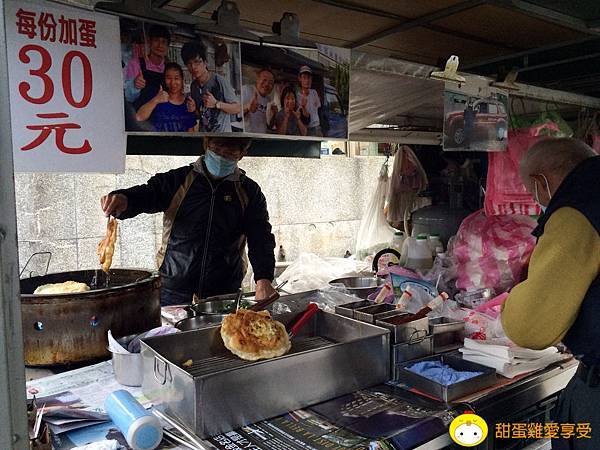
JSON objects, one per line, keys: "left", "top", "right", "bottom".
{"left": 233, "top": 288, "right": 243, "bottom": 312}
{"left": 153, "top": 409, "right": 210, "bottom": 450}
{"left": 246, "top": 280, "right": 289, "bottom": 312}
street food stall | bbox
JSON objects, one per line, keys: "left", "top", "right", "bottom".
{"left": 2, "top": 1, "right": 600, "bottom": 450}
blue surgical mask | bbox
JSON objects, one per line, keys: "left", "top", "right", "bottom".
{"left": 204, "top": 150, "right": 237, "bottom": 178}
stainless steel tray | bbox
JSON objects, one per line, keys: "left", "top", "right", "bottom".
{"left": 353, "top": 303, "right": 396, "bottom": 323}
{"left": 334, "top": 299, "right": 372, "bottom": 318}
{"left": 395, "top": 354, "right": 497, "bottom": 403}
{"left": 141, "top": 311, "right": 390, "bottom": 438}
{"left": 429, "top": 317, "right": 464, "bottom": 354}
{"left": 429, "top": 317, "right": 464, "bottom": 335}
{"left": 376, "top": 314, "right": 429, "bottom": 343}
{"left": 392, "top": 334, "right": 433, "bottom": 367}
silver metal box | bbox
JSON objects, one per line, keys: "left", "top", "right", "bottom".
{"left": 375, "top": 314, "right": 430, "bottom": 343}
{"left": 429, "top": 317, "right": 465, "bottom": 354}
{"left": 353, "top": 303, "right": 396, "bottom": 323}
{"left": 334, "top": 299, "right": 372, "bottom": 318}
{"left": 395, "top": 354, "right": 497, "bottom": 403}
{"left": 392, "top": 335, "right": 433, "bottom": 366}
{"left": 140, "top": 311, "right": 390, "bottom": 438}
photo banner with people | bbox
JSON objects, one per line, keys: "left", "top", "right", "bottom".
{"left": 240, "top": 43, "right": 350, "bottom": 139}
{"left": 443, "top": 86, "right": 509, "bottom": 152}
{"left": 120, "top": 18, "right": 350, "bottom": 140}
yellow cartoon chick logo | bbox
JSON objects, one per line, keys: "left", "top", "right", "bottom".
{"left": 449, "top": 411, "right": 488, "bottom": 447}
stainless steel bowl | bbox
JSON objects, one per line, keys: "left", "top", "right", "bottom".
{"left": 188, "top": 298, "right": 257, "bottom": 316}
{"left": 175, "top": 315, "right": 224, "bottom": 331}
{"left": 329, "top": 276, "right": 386, "bottom": 299}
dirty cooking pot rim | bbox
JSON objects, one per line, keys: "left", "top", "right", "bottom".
{"left": 20, "top": 268, "right": 160, "bottom": 300}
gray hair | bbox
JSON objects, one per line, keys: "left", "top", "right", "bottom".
{"left": 520, "top": 137, "right": 595, "bottom": 188}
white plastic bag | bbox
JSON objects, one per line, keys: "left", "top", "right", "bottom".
{"left": 275, "top": 253, "right": 371, "bottom": 294}
{"left": 355, "top": 163, "right": 396, "bottom": 259}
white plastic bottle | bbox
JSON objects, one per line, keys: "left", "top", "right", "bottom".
{"left": 391, "top": 231, "right": 406, "bottom": 254}
{"left": 404, "top": 235, "right": 433, "bottom": 270}
{"left": 394, "top": 286, "right": 413, "bottom": 310}
{"left": 428, "top": 234, "right": 443, "bottom": 257}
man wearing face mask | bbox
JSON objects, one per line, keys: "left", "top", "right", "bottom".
{"left": 501, "top": 138, "right": 600, "bottom": 450}
{"left": 100, "top": 137, "right": 277, "bottom": 306}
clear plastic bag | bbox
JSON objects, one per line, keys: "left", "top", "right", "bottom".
{"left": 355, "top": 163, "right": 397, "bottom": 259}
{"left": 271, "top": 288, "right": 366, "bottom": 315}
{"left": 275, "top": 253, "right": 371, "bottom": 294}
{"left": 443, "top": 303, "right": 507, "bottom": 340}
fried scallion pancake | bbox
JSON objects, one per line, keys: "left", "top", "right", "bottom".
{"left": 220, "top": 309, "right": 291, "bottom": 361}
{"left": 97, "top": 217, "right": 118, "bottom": 273}
{"left": 34, "top": 281, "right": 91, "bottom": 295}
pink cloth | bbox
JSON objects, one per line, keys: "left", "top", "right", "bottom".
{"left": 125, "top": 56, "right": 165, "bottom": 80}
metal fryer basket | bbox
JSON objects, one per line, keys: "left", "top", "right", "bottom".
{"left": 141, "top": 311, "right": 390, "bottom": 438}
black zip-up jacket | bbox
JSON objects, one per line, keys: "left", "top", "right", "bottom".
{"left": 113, "top": 157, "right": 276, "bottom": 298}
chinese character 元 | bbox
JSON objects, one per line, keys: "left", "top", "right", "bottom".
{"left": 38, "top": 12, "right": 57, "bottom": 42}
{"left": 58, "top": 15, "right": 77, "bottom": 45}
{"left": 16, "top": 9, "right": 36, "bottom": 39}
{"left": 78, "top": 19, "right": 96, "bottom": 48}
{"left": 21, "top": 112, "right": 91, "bottom": 154}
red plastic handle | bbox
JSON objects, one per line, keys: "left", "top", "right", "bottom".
{"left": 289, "top": 303, "right": 319, "bottom": 337}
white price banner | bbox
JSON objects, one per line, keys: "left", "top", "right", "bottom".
{"left": 6, "top": 0, "right": 125, "bottom": 173}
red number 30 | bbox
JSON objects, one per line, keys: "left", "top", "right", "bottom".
{"left": 19, "top": 44, "right": 93, "bottom": 108}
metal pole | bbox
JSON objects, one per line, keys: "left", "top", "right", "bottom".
{"left": 0, "top": 0, "right": 29, "bottom": 448}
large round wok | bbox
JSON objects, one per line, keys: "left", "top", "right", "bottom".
{"left": 20, "top": 268, "right": 161, "bottom": 366}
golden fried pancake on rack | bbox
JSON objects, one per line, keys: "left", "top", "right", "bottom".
{"left": 34, "top": 281, "right": 91, "bottom": 295}
{"left": 97, "top": 218, "right": 118, "bottom": 273}
{"left": 220, "top": 309, "right": 291, "bottom": 361}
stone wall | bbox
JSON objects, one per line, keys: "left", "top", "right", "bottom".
{"left": 15, "top": 155, "right": 387, "bottom": 277}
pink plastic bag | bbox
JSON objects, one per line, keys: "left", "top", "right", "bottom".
{"left": 485, "top": 119, "right": 569, "bottom": 216}
{"left": 474, "top": 292, "right": 509, "bottom": 319}
{"left": 484, "top": 123, "right": 562, "bottom": 216}
{"left": 453, "top": 210, "right": 537, "bottom": 294}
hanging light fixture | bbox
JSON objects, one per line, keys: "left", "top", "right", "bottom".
{"left": 194, "top": 0, "right": 261, "bottom": 44}
{"left": 95, "top": 0, "right": 176, "bottom": 25}
{"left": 261, "top": 12, "right": 317, "bottom": 50}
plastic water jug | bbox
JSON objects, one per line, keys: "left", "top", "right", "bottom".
{"left": 401, "top": 235, "right": 433, "bottom": 270}
{"left": 428, "top": 234, "right": 444, "bottom": 256}
{"left": 390, "top": 231, "right": 406, "bottom": 253}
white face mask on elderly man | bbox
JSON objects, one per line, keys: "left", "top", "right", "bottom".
{"left": 533, "top": 173, "right": 552, "bottom": 213}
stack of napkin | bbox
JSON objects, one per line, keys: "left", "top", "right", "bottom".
{"left": 459, "top": 338, "right": 566, "bottom": 378}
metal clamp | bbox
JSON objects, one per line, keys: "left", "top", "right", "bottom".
{"left": 19, "top": 251, "right": 52, "bottom": 278}
{"left": 153, "top": 356, "right": 172, "bottom": 386}
{"left": 407, "top": 329, "right": 428, "bottom": 345}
